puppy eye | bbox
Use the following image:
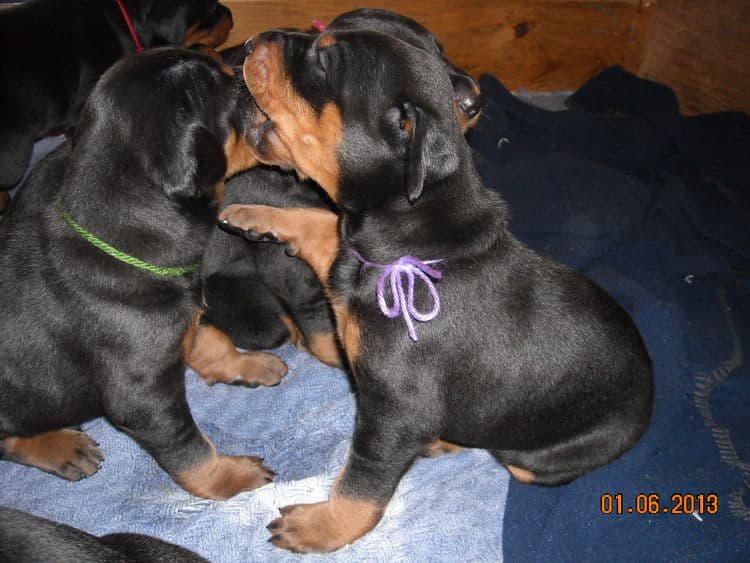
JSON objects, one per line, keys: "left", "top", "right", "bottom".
{"left": 397, "top": 103, "right": 415, "bottom": 134}
{"left": 382, "top": 104, "right": 414, "bottom": 154}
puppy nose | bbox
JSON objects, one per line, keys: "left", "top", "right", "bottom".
{"left": 244, "top": 37, "right": 256, "bottom": 56}
{"left": 459, "top": 94, "right": 484, "bottom": 119}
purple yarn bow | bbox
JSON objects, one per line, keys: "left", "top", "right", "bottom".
{"left": 350, "top": 249, "right": 443, "bottom": 341}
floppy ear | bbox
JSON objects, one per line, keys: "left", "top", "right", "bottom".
{"left": 404, "top": 103, "right": 460, "bottom": 204}
{"left": 159, "top": 124, "right": 227, "bottom": 200}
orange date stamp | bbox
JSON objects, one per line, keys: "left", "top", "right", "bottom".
{"left": 599, "top": 493, "right": 718, "bottom": 516}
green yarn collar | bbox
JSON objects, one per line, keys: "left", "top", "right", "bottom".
{"left": 55, "top": 198, "right": 199, "bottom": 277}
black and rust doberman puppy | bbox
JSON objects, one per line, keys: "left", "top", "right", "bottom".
{"left": 196, "top": 167, "right": 343, "bottom": 372}
{"left": 324, "top": 8, "right": 483, "bottom": 133}
{"left": 0, "top": 506, "right": 207, "bottom": 562}
{"left": 192, "top": 8, "right": 484, "bottom": 371}
{"left": 0, "top": 0, "right": 233, "bottom": 203}
{"left": 220, "top": 29, "right": 654, "bottom": 552}
{"left": 0, "top": 47, "right": 280, "bottom": 500}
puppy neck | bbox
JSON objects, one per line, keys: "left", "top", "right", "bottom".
{"left": 342, "top": 160, "right": 509, "bottom": 264}
{"left": 53, "top": 161, "right": 214, "bottom": 274}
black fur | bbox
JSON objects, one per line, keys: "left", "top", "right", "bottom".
{"left": 201, "top": 9, "right": 483, "bottom": 359}
{"left": 234, "top": 27, "right": 654, "bottom": 516}
{"left": 201, "top": 167, "right": 336, "bottom": 352}
{"left": 0, "top": 48, "right": 256, "bottom": 488}
{"left": 340, "top": 31, "right": 651, "bottom": 490}
{"left": 0, "top": 0, "right": 233, "bottom": 192}
{"left": 0, "top": 507, "right": 207, "bottom": 562}
{"left": 326, "top": 8, "right": 483, "bottom": 124}
{"left": 0, "top": 141, "right": 72, "bottom": 221}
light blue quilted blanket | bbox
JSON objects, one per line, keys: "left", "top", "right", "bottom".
{"left": 0, "top": 344, "right": 509, "bottom": 561}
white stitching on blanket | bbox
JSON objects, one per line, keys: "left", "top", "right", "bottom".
{"left": 693, "top": 284, "right": 750, "bottom": 521}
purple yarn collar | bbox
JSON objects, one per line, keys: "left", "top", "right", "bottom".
{"left": 349, "top": 248, "right": 443, "bottom": 341}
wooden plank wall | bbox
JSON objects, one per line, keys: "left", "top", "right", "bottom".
{"left": 5, "top": 1, "right": 749, "bottom": 114}
{"left": 223, "top": 0, "right": 750, "bottom": 114}
{"left": 223, "top": 0, "right": 655, "bottom": 92}
{"left": 638, "top": 0, "right": 750, "bottom": 115}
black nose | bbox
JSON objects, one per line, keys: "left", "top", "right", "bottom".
{"left": 244, "top": 37, "right": 255, "bottom": 56}
{"left": 459, "top": 94, "right": 484, "bottom": 119}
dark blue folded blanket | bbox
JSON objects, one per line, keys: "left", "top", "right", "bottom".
{"left": 471, "top": 67, "right": 749, "bottom": 561}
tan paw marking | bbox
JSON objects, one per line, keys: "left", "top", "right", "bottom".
{"left": 2, "top": 429, "right": 103, "bottom": 481}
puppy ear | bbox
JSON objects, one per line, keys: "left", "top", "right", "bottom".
{"left": 159, "top": 124, "right": 227, "bottom": 200}
{"left": 404, "top": 103, "right": 459, "bottom": 204}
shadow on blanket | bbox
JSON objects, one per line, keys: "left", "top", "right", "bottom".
{"left": 0, "top": 66, "right": 747, "bottom": 560}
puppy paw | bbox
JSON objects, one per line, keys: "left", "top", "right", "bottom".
{"left": 267, "top": 497, "right": 382, "bottom": 553}
{"left": 178, "top": 454, "right": 276, "bottom": 500}
{"left": 267, "top": 503, "right": 331, "bottom": 553}
{"left": 201, "top": 351, "right": 287, "bottom": 387}
{"left": 422, "top": 439, "right": 464, "bottom": 458}
{"left": 50, "top": 430, "right": 103, "bottom": 481}
{"left": 229, "top": 455, "right": 277, "bottom": 493}
{"left": 2, "top": 429, "right": 103, "bottom": 481}
{"left": 231, "top": 351, "right": 288, "bottom": 387}
{"left": 218, "top": 204, "right": 299, "bottom": 255}
{"left": 219, "top": 204, "right": 278, "bottom": 240}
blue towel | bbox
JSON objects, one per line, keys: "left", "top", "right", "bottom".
{"left": 0, "top": 346, "right": 508, "bottom": 561}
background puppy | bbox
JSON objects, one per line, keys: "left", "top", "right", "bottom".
{"left": 0, "top": 48, "right": 276, "bottom": 500}
{"left": 0, "top": 507, "right": 207, "bottom": 562}
{"left": 195, "top": 8, "right": 484, "bottom": 371}
{"left": 221, "top": 29, "right": 654, "bottom": 552}
{"left": 0, "top": 142, "right": 72, "bottom": 222}
{"left": 200, "top": 167, "right": 341, "bottom": 368}
{"left": 0, "top": 0, "right": 233, "bottom": 204}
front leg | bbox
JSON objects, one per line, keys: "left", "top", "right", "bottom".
{"left": 218, "top": 205, "right": 339, "bottom": 287}
{"left": 183, "top": 310, "right": 287, "bottom": 387}
{"left": 267, "top": 386, "right": 437, "bottom": 552}
{"left": 108, "top": 364, "right": 275, "bottom": 500}
{"left": 219, "top": 204, "right": 348, "bottom": 366}
{"left": 266, "top": 475, "right": 383, "bottom": 554}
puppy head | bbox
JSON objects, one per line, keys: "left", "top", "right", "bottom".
{"left": 326, "top": 9, "right": 483, "bottom": 132}
{"left": 133, "top": 0, "right": 233, "bottom": 48}
{"left": 181, "top": 0, "right": 233, "bottom": 48}
{"left": 242, "top": 30, "right": 465, "bottom": 211}
{"left": 76, "top": 47, "right": 257, "bottom": 201}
